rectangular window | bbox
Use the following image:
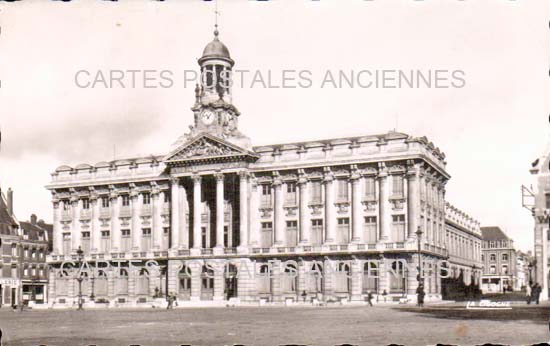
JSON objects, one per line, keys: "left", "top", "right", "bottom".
{"left": 391, "top": 175, "right": 404, "bottom": 197}
{"left": 546, "top": 193, "right": 550, "bottom": 209}
{"left": 224, "top": 226, "right": 229, "bottom": 248}
{"left": 261, "top": 185, "right": 272, "bottom": 207}
{"left": 122, "top": 195, "right": 130, "bottom": 207}
{"left": 285, "top": 182, "right": 297, "bottom": 205}
{"left": 164, "top": 193, "right": 171, "bottom": 203}
{"left": 310, "top": 181, "right": 322, "bottom": 204}
{"left": 201, "top": 227, "right": 208, "bottom": 248}
{"left": 364, "top": 216, "right": 377, "bottom": 243}
{"left": 63, "top": 202, "right": 71, "bottom": 211}
{"left": 121, "top": 229, "right": 131, "bottom": 237}
{"left": 101, "top": 197, "right": 110, "bottom": 208}
{"left": 101, "top": 230, "right": 110, "bottom": 237}
{"left": 286, "top": 220, "right": 298, "bottom": 247}
{"left": 142, "top": 228, "right": 151, "bottom": 236}
{"left": 311, "top": 219, "right": 323, "bottom": 246}
{"left": 81, "top": 231, "right": 90, "bottom": 239}
{"left": 142, "top": 193, "right": 151, "bottom": 205}
{"left": 82, "top": 199, "right": 90, "bottom": 210}
{"left": 260, "top": 222, "right": 273, "bottom": 248}
{"left": 391, "top": 215, "right": 406, "bottom": 242}
{"left": 337, "top": 218, "right": 350, "bottom": 244}
{"left": 337, "top": 179, "right": 349, "bottom": 201}
{"left": 364, "top": 178, "right": 375, "bottom": 199}
{"left": 163, "top": 227, "right": 170, "bottom": 235}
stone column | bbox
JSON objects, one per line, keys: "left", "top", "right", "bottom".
{"left": 407, "top": 165, "right": 419, "bottom": 240}
{"left": 273, "top": 177, "right": 285, "bottom": 246}
{"left": 324, "top": 169, "right": 335, "bottom": 244}
{"left": 90, "top": 195, "right": 100, "bottom": 253}
{"left": 170, "top": 178, "right": 180, "bottom": 249}
{"left": 192, "top": 175, "right": 202, "bottom": 249}
{"left": 179, "top": 184, "right": 188, "bottom": 249}
{"left": 111, "top": 193, "right": 121, "bottom": 252}
{"left": 378, "top": 167, "right": 389, "bottom": 241}
{"left": 152, "top": 189, "right": 162, "bottom": 249}
{"left": 350, "top": 259, "right": 362, "bottom": 301}
{"left": 239, "top": 171, "right": 249, "bottom": 249}
{"left": 53, "top": 198, "right": 62, "bottom": 255}
{"left": 215, "top": 173, "right": 225, "bottom": 249}
{"left": 249, "top": 176, "right": 260, "bottom": 247}
{"left": 298, "top": 174, "right": 310, "bottom": 245}
{"left": 351, "top": 171, "right": 362, "bottom": 243}
{"left": 131, "top": 191, "right": 141, "bottom": 251}
{"left": 71, "top": 196, "right": 81, "bottom": 253}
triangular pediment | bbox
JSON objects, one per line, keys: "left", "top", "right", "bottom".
{"left": 163, "top": 133, "right": 258, "bottom": 166}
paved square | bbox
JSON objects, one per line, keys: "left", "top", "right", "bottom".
{"left": 0, "top": 305, "right": 548, "bottom": 346}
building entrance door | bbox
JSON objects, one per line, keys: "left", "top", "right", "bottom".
{"left": 225, "top": 277, "right": 237, "bottom": 299}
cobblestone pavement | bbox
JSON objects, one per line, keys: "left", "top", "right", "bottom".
{"left": 0, "top": 304, "right": 548, "bottom": 346}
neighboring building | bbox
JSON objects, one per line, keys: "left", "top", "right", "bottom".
{"left": 19, "top": 214, "right": 51, "bottom": 305}
{"left": 480, "top": 226, "right": 517, "bottom": 293}
{"left": 45, "top": 28, "right": 484, "bottom": 307}
{"left": 528, "top": 143, "right": 550, "bottom": 300}
{"left": 0, "top": 187, "right": 20, "bottom": 307}
{"left": 444, "top": 203, "right": 483, "bottom": 287}
{"left": 516, "top": 250, "right": 534, "bottom": 290}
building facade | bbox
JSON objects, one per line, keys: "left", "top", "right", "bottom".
{"left": 480, "top": 226, "right": 517, "bottom": 293}
{"left": 0, "top": 187, "right": 21, "bottom": 307}
{"left": 45, "top": 29, "right": 477, "bottom": 307}
{"left": 19, "top": 214, "right": 51, "bottom": 305}
{"left": 528, "top": 142, "right": 550, "bottom": 300}
{"left": 444, "top": 203, "right": 483, "bottom": 287}
{"left": 515, "top": 250, "right": 534, "bottom": 291}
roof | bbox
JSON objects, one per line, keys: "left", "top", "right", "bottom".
{"left": 480, "top": 226, "right": 511, "bottom": 241}
{"left": 19, "top": 221, "right": 49, "bottom": 242}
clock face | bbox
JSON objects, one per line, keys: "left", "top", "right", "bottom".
{"left": 200, "top": 110, "right": 216, "bottom": 125}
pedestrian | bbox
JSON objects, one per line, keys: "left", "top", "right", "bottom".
{"left": 534, "top": 283, "right": 541, "bottom": 305}
{"left": 166, "top": 293, "right": 173, "bottom": 310}
{"left": 366, "top": 291, "right": 373, "bottom": 307}
{"left": 301, "top": 290, "right": 307, "bottom": 303}
{"left": 416, "top": 283, "right": 425, "bottom": 307}
{"left": 526, "top": 284, "right": 532, "bottom": 304}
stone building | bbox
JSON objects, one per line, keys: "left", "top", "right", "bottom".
{"left": 0, "top": 187, "right": 20, "bottom": 307}
{"left": 515, "top": 250, "right": 534, "bottom": 291}
{"left": 527, "top": 142, "right": 550, "bottom": 300}
{"left": 45, "top": 28, "right": 479, "bottom": 307}
{"left": 19, "top": 214, "right": 51, "bottom": 305}
{"left": 444, "top": 203, "right": 483, "bottom": 287}
{"left": 480, "top": 226, "right": 517, "bottom": 293}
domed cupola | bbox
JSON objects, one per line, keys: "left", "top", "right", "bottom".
{"left": 198, "top": 28, "right": 234, "bottom": 104}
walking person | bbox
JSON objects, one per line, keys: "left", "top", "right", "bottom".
{"left": 534, "top": 283, "right": 541, "bottom": 305}
{"left": 416, "top": 283, "right": 425, "bottom": 307}
{"left": 526, "top": 284, "right": 532, "bottom": 305}
{"left": 166, "top": 293, "right": 174, "bottom": 310}
{"left": 366, "top": 291, "right": 373, "bottom": 307}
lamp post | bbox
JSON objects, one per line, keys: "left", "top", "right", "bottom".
{"left": 90, "top": 270, "right": 95, "bottom": 301}
{"left": 76, "top": 246, "right": 84, "bottom": 311}
{"left": 415, "top": 226, "right": 423, "bottom": 284}
{"left": 528, "top": 262, "right": 534, "bottom": 286}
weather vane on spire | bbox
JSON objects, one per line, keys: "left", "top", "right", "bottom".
{"left": 214, "top": 0, "right": 220, "bottom": 37}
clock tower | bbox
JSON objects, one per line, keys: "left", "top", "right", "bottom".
{"left": 185, "top": 27, "right": 251, "bottom": 150}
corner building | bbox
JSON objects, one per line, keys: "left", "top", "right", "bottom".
{"left": 46, "top": 30, "right": 452, "bottom": 307}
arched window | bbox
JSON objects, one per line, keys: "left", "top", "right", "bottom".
{"left": 282, "top": 263, "right": 297, "bottom": 293}
{"left": 306, "top": 262, "right": 323, "bottom": 294}
{"left": 136, "top": 268, "right": 150, "bottom": 296}
{"left": 225, "top": 264, "right": 238, "bottom": 299}
{"left": 257, "top": 263, "right": 271, "bottom": 294}
{"left": 362, "top": 261, "right": 378, "bottom": 293}
{"left": 334, "top": 262, "right": 351, "bottom": 293}
{"left": 389, "top": 260, "right": 406, "bottom": 293}
{"left": 115, "top": 268, "right": 129, "bottom": 295}
{"left": 178, "top": 265, "right": 192, "bottom": 300}
{"left": 201, "top": 265, "right": 214, "bottom": 300}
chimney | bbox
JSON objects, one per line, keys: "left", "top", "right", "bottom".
{"left": 30, "top": 214, "right": 37, "bottom": 225}
{"left": 7, "top": 188, "right": 13, "bottom": 216}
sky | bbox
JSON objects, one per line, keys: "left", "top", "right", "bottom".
{"left": 0, "top": 0, "right": 549, "bottom": 252}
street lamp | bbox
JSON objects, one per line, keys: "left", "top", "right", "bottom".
{"left": 76, "top": 246, "right": 84, "bottom": 311}
{"left": 415, "top": 226, "right": 423, "bottom": 284}
{"left": 528, "top": 262, "right": 534, "bottom": 286}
